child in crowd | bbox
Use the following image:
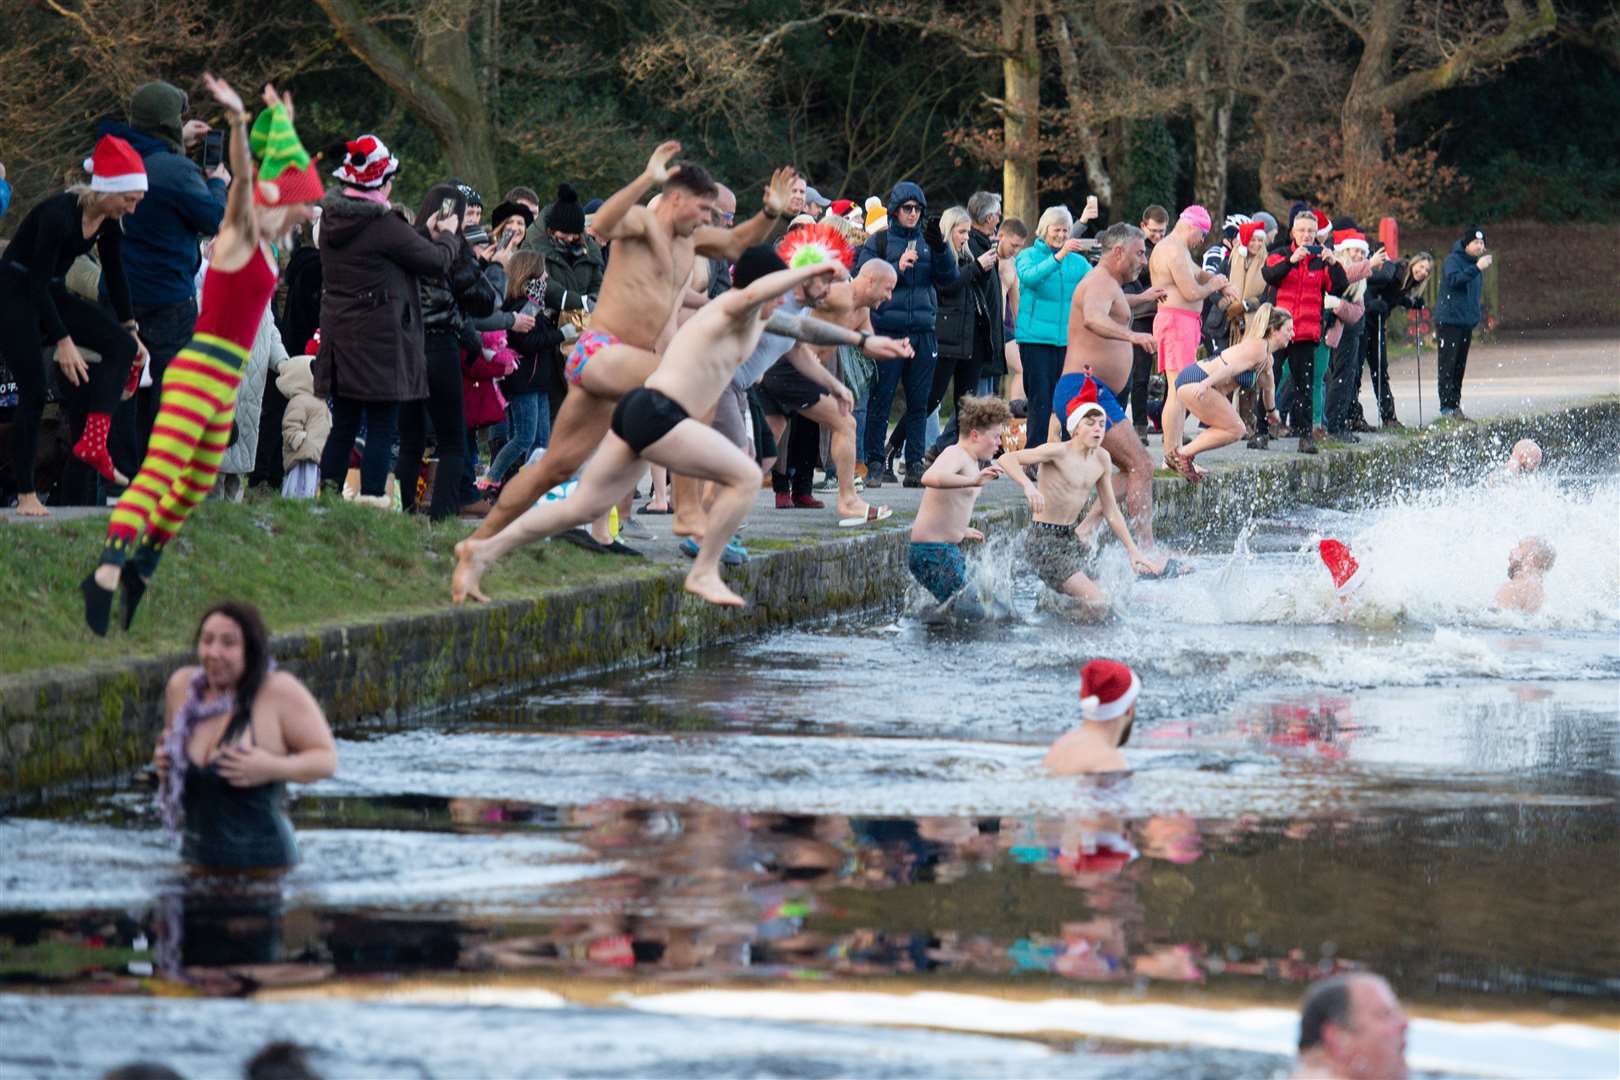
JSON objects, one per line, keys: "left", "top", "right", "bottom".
{"left": 908, "top": 395, "right": 1016, "bottom": 609}
{"left": 276, "top": 355, "right": 329, "bottom": 499}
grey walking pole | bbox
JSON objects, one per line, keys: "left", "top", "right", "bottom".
{"left": 1415, "top": 330, "right": 1424, "bottom": 427}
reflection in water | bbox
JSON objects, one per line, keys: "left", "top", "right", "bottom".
{"left": 8, "top": 797, "right": 1616, "bottom": 1007}
{"left": 3, "top": 474, "right": 1617, "bottom": 1077}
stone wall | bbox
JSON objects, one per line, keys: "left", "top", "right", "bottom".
{"left": 4, "top": 398, "right": 1614, "bottom": 807}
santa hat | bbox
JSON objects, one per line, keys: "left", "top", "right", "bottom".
{"left": 1238, "top": 221, "right": 1266, "bottom": 249}
{"left": 1333, "top": 229, "right": 1368, "bottom": 255}
{"left": 83, "top": 135, "right": 148, "bottom": 194}
{"left": 250, "top": 104, "right": 323, "bottom": 207}
{"left": 776, "top": 221, "right": 855, "bottom": 270}
{"left": 1319, "top": 538, "right": 1366, "bottom": 597}
{"left": 1063, "top": 372, "right": 1107, "bottom": 433}
{"left": 864, "top": 195, "right": 887, "bottom": 232}
{"left": 1312, "top": 209, "right": 1331, "bottom": 235}
{"left": 304, "top": 329, "right": 321, "bottom": 356}
{"left": 332, "top": 134, "right": 399, "bottom": 190}
{"left": 1080, "top": 659, "right": 1140, "bottom": 721}
{"left": 828, "top": 198, "right": 855, "bottom": 219}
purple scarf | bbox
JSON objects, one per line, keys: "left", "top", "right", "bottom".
{"left": 155, "top": 661, "right": 274, "bottom": 835}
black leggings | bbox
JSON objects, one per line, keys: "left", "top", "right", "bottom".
{"left": 396, "top": 331, "right": 467, "bottom": 519}
{"left": 1279, "top": 339, "right": 1317, "bottom": 433}
{"left": 0, "top": 280, "right": 135, "bottom": 495}
{"left": 320, "top": 397, "right": 399, "bottom": 497}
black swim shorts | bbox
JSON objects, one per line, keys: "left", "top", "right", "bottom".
{"left": 610, "top": 387, "right": 690, "bottom": 456}
{"left": 757, "top": 358, "right": 828, "bottom": 417}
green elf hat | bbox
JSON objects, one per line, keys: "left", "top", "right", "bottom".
{"left": 250, "top": 103, "right": 323, "bottom": 207}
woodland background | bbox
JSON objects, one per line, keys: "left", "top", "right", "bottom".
{"left": 4, "top": 0, "right": 1617, "bottom": 244}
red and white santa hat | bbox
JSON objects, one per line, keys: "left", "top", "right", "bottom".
{"left": 1332, "top": 229, "right": 1369, "bottom": 255}
{"left": 332, "top": 134, "right": 400, "bottom": 190}
{"left": 1238, "top": 221, "right": 1266, "bottom": 249}
{"left": 1319, "top": 538, "right": 1366, "bottom": 597}
{"left": 83, "top": 135, "right": 148, "bottom": 195}
{"left": 1064, "top": 371, "right": 1107, "bottom": 433}
{"left": 1080, "top": 658, "right": 1140, "bottom": 721}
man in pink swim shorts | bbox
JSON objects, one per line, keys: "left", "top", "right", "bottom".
{"left": 1147, "top": 204, "right": 1231, "bottom": 379}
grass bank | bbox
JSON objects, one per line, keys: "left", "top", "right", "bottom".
{"left": 0, "top": 494, "right": 651, "bottom": 677}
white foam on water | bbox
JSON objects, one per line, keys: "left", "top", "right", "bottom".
{"left": 1167, "top": 473, "right": 1620, "bottom": 632}
{"left": 618, "top": 988, "right": 1620, "bottom": 1079}
{"left": 0, "top": 819, "right": 612, "bottom": 913}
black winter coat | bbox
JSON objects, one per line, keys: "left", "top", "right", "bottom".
{"left": 314, "top": 192, "right": 457, "bottom": 402}
{"left": 965, "top": 229, "right": 1006, "bottom": 372}
{"left": 421, "top": 239, "right": 498, "bottom": 335}
{"left": 935, "top": 248, "right": 989, "bottom": 361}
{"left": 496, "top": 295, "right": 565, "bottom": 397}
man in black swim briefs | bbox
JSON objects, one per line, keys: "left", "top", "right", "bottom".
{"left": 453, "top": 245, "right": 911, "bottom": 607}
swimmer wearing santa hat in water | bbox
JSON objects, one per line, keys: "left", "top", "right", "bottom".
{"left": 1045, "top": 658, "right": 1140, "bottom": 775}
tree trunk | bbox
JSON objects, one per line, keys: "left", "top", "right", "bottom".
{"left": 1187, "top": 42, "right": 1231, "bottom": 224}
{"left": 1001, "top": 0, "right": 1039, "bottom": 226}
{"left": 1045, "top": 3, "right": 1113, "bottom": 210}
{"left": 1258, "top": 119, "right": 1284, "bottom": 216}
{"left": 1338, "top": 0, "right": 1557, "bottom": 191}
{"left": 314, "top": 0, "right": 500, "bottom": 197}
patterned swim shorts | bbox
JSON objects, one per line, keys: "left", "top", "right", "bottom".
{"left": 564, "top": 329, "right": 621, "bottom": 387}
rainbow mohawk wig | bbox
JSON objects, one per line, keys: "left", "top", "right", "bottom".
{"left": 776, "top": 221, "right": 855, "bottom": 271}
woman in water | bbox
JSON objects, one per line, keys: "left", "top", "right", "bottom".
{"left": 1162, "top": 304, "right": 1292, "bottom": 482}
{"left": 152, "top": 601, "right": 336, "bottom": 870}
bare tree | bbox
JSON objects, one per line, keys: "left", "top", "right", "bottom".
{"left": 1320, "top": 0, "right": 1558, "bottom": 181}
{"left": 313, "top": 0, "right": 500, "bottom": 196}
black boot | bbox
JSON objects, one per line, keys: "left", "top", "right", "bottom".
{"left": 82, "top": 572, "right": 115, "bottom": 637}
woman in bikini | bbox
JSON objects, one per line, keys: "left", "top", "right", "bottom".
{"left": 1163, "top": 304, "right": 1291, "bottom": 483}
{"left": 152, "top": 600, "right": 336, "bottom": 871}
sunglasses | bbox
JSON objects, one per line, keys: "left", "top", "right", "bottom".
{"left": 719, "top": 211, "right": 736, "bottom": 224}
{"left": 897, "top": 204, "right": 922, "bottom": 213}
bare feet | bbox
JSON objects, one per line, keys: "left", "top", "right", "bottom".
{"left": 14, "top": 493, "right": 48, "bottom": 517}
{"left": 452, "top": 538, "right": 492, "bottom": 604}
{"left": 684, "top": 570, "right": 745, "bottom": 607}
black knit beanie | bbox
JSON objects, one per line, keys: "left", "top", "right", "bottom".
{"left": 547, "top": 183, "right": 585, "bottom": 234}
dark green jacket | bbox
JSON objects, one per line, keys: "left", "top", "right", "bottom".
{"left": 520, "top": 227, "right": 604, "bottom": 313}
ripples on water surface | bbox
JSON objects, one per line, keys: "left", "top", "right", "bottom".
{"left": 3, "top": 471, "right": 1617, "bottom": 1077}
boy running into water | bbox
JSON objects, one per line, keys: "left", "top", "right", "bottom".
{"left": 1002, "top": 373, "right": 1161, "bottom": 619}
{"left": 908, "top": 396, "right": 1020, "bottom": 606}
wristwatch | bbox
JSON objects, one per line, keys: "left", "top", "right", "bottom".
{"left": 857, "top": 331, "right": 870, "bottom": 351}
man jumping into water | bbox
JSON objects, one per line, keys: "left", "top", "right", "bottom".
{"left": 1002, "top": 374, "right": 1164, "bottom": 618}
{"left": 1496, "top": 536, "right": 1555, "bottom": 614}
{"left": 1060, "top": 223, "right": 1169, "bottom": 559}
{"left": 457, "top": 250, "right": 842, "bottom": 607}
{"left": 452, "top": 141, "right": 797, "bottom": 600}
{"left": 456, "top": 248, "right": 912, "bottom": 606}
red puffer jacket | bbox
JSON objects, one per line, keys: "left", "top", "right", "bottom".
{"left": 463, "top": 330, "right": 518, "bottom": 430}
{"left": 1262, "top": 245, "right": 1349, "bottom": 343}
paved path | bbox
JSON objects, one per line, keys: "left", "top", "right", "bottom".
{"left": 6, "top": 330, "right": 1614, "bottom": 545}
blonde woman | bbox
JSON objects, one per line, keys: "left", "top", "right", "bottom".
{"left": 1163, "top": 305, "right": 1292, "bottom": 482}
{"left": 923, "top": 206, "right": 999, "bottom": 460}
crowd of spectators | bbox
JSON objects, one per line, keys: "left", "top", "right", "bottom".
{"left": 0, "top": 80, "right": 1491, "bottom": 520}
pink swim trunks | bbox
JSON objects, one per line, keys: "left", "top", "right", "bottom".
{"left": 564, "top": 329, "right": 621, "bottom": 386}
{"left": 1152, "top": 306, "right": 1201, "bottom": 377}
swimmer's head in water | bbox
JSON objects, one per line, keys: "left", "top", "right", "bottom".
{"left": 1080, "top": 659, "right": 1139, "bottom": 747}
{"left": 1510, "top": 439, "right": 1543, "bottom": 474}
{"left": 1508, "top": 536, "right": 1556, "bottom": 578}
{"left": 733, "top": 244, "right": 788, "bottom": 309}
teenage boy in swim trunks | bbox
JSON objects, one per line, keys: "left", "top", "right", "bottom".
{"left": 1148, "top": 204, "right": 1232, "bottom": 382}
{"left": 908, "top": 395, "right": 1019, "bottom": 605}
{"left": 1061, "top": 224, "right": 1169, "bottom": 557}
{"left": 455, "top": 249, "right": 850, "bottom": 608}
{"left": 1001, "top": 375, "right": 1163, "bottom": 619}
{"left": 453, "top": 142, "right": 797, "bottom": 597}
